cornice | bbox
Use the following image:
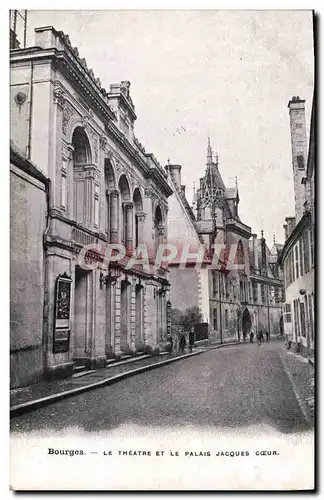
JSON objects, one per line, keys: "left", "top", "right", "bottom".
{"left": 279, "top": 211, "right": 311, "bottom": 266}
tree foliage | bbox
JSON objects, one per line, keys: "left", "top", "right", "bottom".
{"left": 171, "top": 305, "right": 203, "bottom": 331}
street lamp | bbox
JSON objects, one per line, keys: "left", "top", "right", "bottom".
{"left": 99, "top": 266, "right": 122, "bottom": 289}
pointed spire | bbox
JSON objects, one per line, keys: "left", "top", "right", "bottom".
{"left": 192, "top": 181, "right": 197, "bottom": 205}
{"left": 261, "top": 229, "right": 264, "bottom": 239}
{"left": 207, "top": 136, "right": 213, "bottom": 165}
{"left": 235, "top": 176, "right": 238, "bottom": 189}
{"left": 273, "top": 233, "right": 276, "bottom": 245}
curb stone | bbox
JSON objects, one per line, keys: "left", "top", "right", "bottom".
{"left": 10, "top": 342, "right": 239, "bottom": 418}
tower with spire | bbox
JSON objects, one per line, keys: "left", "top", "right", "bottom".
{"left": 196, "top": 138, "right": 226, "bottom": 223}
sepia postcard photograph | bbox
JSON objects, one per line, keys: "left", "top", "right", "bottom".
{"left": 9, "top": 6, "right": 315, "bottom": 491}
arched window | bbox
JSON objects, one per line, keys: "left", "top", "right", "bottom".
{"left": 154, "top": 205, "right": 164, "bottom": 254}
{"left": 133, "top": 188, "right": 143, "bottom": 248}
{"left": 237, "top": 240, "right": 245, "bottom": 272}
{"left": 72, "top": 126, "right": 92, "bottom": 165}
{"left": 104, "top": 159, "right": 116, "bottom": 239}
{"left": 118, "top": 175, "right": 132, "bottom": 250}
{"left": 72, "top": 127, "right": 92, "bottom": 225}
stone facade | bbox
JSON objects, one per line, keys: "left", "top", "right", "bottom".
{"left": 167, "top": 140, "right": 284, "bottom": 341}
{"left": 280, "top": 96, "right": 315, "bottom": 356}
{"left": 10, "top": 143, "right": 48, "bottom": 389}
{"left": 10, "top": 26, "right": 173, "bottom": 387}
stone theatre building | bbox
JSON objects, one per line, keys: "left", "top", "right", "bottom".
{"left": 10, "top": 26, "right": 172, "bottom": 388}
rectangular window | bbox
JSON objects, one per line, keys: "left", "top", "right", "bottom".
{"left": 303, "top": 230, "right": 310, "bottom": 273}
{"left": 252, "top": 282, "right": 258, "bottom": 302}
{"left": 299, "top": 239, "right": 304, "bottom": 276}
{"left": 297, "top": 155, "right": 305, "bottom": 170}
{"left": 291, "top": 250, "right": 295, "bottom": 282}
{"left": 61, "top": 174, "right": 67, "bottom": 209}
{"left": 213, "top": 271, "right": 218, "bottom": 297}
{"left": 274, "top": 287, "right": 280, "bottom": 303}
{"left": 224, "top": 309, "right": 228, "bottom": 330}
{"left": 94, "top": 184, "right": 99, "bottom": 227}
{"left": 213, "top": 308, "right": 218, "bottom": 331}
{"left": 284, "top": 303, "right": 292, "bottom": 323}
{"left": 225, "top": 274, "right": 229, "bottom": 296}
{"left": 310, "top": 225, "right": 314, "bottom": 267}
{"left": 300, "top": 302, "right": 306, "bottom": 337}
{"left": 308, "top": 294, "right": 314, "bottom": 341}
{"left": 295, "top": 245, "right": 299, "bottom": 279}
{"left": 261, "top": 284, "right": 266, "bottom": 304}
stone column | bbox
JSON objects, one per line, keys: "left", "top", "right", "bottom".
{"left": 136, "top": 211, "right": 146, "bottom": 245}
{"left": 110, "top": 190, "right": 119, "bottom": 243}
{"left": 124, "top": 202, "right": 134, "bottom": 251}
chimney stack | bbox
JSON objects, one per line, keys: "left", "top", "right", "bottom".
{"left": 288, "top": 96, "right": 307, "bottom": 223}
{"left": 167, "top": 164, "right": 182, "bottom": 190}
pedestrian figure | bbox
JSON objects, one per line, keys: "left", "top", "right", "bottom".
{"left": 167, "top": 334, "right": 173, "bottom": 353}
{"left": 179, "top": 332, "right": 186, "bottom": 354}
{"left": 260, "top": 330, "right": 264, "bottom": 343}
{"left": 257, "top": 331, "right": 262, "bottom": 347}
{"left": 189, "top": 327, "right": 195, "bottom": 353}
{"left": 250, "top": 331, "right": 254, "bottom": 343}
{"left": 243, "top": 332, "right": 247, "bottom": 342}
{"left": 265, "top": 331, "right": 270, "bottom": 343}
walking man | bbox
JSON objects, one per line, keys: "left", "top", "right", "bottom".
{"left": 257, "top": 331, "right": 262, "bottom": 347}
{"left": 265, "top": 331, "right": 270, "bottom": 342}
{"left": 179, "top": 332, "right": 186, "bottom": 354}
{"left": 189, "top": 327, "right": 195, "bottom": 353}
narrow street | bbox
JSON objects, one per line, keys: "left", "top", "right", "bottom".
{"left": 11, "top": 341, "right": 314, "bottom": 435}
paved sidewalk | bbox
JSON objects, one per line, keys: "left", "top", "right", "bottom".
{"left": 278, "top": 347, "right": 315, "bottom": 426}
{"left": 10, "top": 342, "right": 238, "bottom": 416}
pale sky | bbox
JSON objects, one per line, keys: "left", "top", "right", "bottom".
{"left": 23, "top": 10, "right": 314, "bottom": 244}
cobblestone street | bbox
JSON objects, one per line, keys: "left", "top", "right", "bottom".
{"left": 11, "top": 341, "right": 314, "bottom": 434}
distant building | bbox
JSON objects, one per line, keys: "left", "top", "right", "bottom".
{"left": 167, "top": 140, "right": 284, "bottom": 341}
{"left": 10, "top": 26, "right": 173, "bottom": 388}
{"left": 279, "top": 96, "right": 315, "bottom": 356}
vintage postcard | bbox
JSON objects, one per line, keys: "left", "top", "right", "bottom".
{"left": 9, "top": 9, "right": 315, "bottom": 491}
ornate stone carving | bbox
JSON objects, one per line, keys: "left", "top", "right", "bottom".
{"left": 81, "top": 114, "right": 90, "bottom": 129}
{"left": 53, "top": 86, "right": 66, "bottom": 108}
{"left": 62, "top": 103, "right": 75, "bottom": 135}
{"left": 88, "top": 128, "right": 98, "bottom": 164}
{"left": 144, "top": 188, "right": 153, "bottom": 198}
{"left": 99, "top": 135, "right": 108, "bottom": 151}
{"left": 136, "top": 212, "right": 146, "bottom": 224}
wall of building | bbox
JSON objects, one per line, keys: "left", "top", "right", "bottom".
{"left": 10, "top": 162, "right": 47, "bottom": 388}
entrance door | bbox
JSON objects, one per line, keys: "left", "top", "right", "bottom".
{"left": 242, "top": 308, "right": 252, "bottom": 338}
{"left": 279, "top": 315, "right": 284, "bottom": 336}
{"left": 73, "top": 266, "right": 88, "bottom": 360}
{"left": 135, "top": 284, "right": 143, "bottom": 345}
{"left": 120, "top": 279, "right": 130, "bottom": 348}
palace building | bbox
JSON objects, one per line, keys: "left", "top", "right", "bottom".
{"left": 167, "top": 140, "right": 284, "bottom": 342}
{"left": 10, "top": 26, "right": 172, "bottom": 388}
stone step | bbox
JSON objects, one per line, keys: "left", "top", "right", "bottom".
{"left": 73, "top": 365, "right": 87, "bottom": 374}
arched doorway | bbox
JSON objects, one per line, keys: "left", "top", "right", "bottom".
{"left": 242, "top": 308, "right": 252, "bottom": 338}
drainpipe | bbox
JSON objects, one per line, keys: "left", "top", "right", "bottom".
{"left": 26, "top": 61, "right": 34, "bottom": 160}
{"left": 219, "top": 272, "right": 223, "bottom": 344}
{"left": 267, "top": 284, "right": 271, "bottom": 335}
{"left": 42, "top": 177, "right": 52, "bottom": 376}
